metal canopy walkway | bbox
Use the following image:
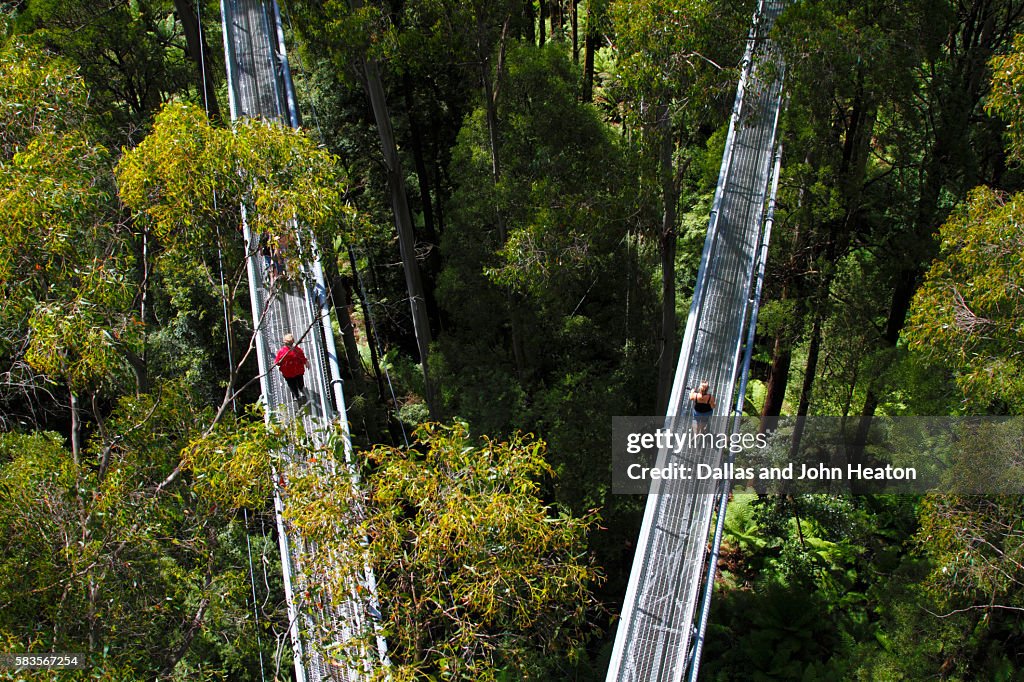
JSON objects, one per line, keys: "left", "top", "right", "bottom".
{"left": 220, "top": 1, "right": 385, "bottom": 680}
{"left": 607, "top": 2, "right": 788, "bottom": 680}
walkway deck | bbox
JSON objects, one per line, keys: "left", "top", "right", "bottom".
{"left": 607, "top": 2, "right": 788, "bottom": 680}
{"left": 221, "top": 1, "right": 383, "bottom": 680}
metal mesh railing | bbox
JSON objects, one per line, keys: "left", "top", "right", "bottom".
{"left": 607, "top": 2, "right": 788, "bottom": 680}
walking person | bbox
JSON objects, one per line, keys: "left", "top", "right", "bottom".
{"left": 689, "top": 380, "right": 716, "bottom": 434}
{"left": 275, "top": 333, "right": 309, "bottom": 403}
{"left": 259, "top": 233, "right": 285, "bottom": 286}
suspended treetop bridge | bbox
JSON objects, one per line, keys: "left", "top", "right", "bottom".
{"left": 213, "top": 0, "right": 786, "bottom": 679}
{"left": 607, "top": 1, "right": 788, "bottom": 680}
{"left": 219, "top": 0, "right": 387, "bottom": 679}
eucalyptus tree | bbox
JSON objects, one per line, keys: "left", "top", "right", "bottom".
{"left": 287, "top": 0, "right": 449, "bottom": 418}
{"left": 370, "top": 0, "right": 535, "bottom": 382}
{"left": 169, "top": 0, "right": 222, "bottom": 121}
{"left": 581, "top": 0, "right": 610, "bottom": 102}
{"left": 14, "top": 0, "right": 224, "bottom": 138}
{"left": 854, "top": 0, "right": 1024, "bottom": 423}
{"left": 763, "top": 0, "right": 926, "bottom": 421}
{"left": 0, "top": 39, "right": 136, "bottom": 447}
{"left": 760, "top": 0, "right": 1024, "bottom": 425}
{"left": 608, "top": 0, "right": 748, "bottom": 411}
{"left": 436, "top": 40, "right": 640, "bottom": 412}
{"left": 0, "top": 46, "right": 298, "bottom": 679}
{"left": 291, "top": 0, "right": 579, "bottom": 400}
{"left": 906, "top": 33, "right": 1024, "bottom": 412}
{"left": 117, "top": 101, "right": 357, "bottom": 420}
{"left": 892, "top": 34, "right": 1024, "bottom": 668}
{"left": 284, "top": 422, "right": 602, "bottom": 678}
{"left": 0, "top": 390, "right": 296, "bottom": 679}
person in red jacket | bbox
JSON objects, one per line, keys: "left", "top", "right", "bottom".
{"left": 274, "top": 333, "right": 309, "bottom": 402}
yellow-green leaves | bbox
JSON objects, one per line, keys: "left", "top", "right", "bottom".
{"left": 0, "top": 131, "right": 114, "bottom": 282}
{"left": 284, "top": 421, "right": 601, "bottom": 679}
{"left": 0, "top": 380, "right": 287, "bottom": 677}
{"left": 181, "top": 406, "right": 278, "bottom": 511}
{"left": 0, "top": 42, "right": 138, "bottom": 390}
{"left": 906, "top": 188, "right": 1024, "bottom": 409}
{"left": 116, "top": 102, "right": 229, "bottom": 252}
{"left": 988, "top": 33, "right": 1024, "bottom": 165}
{"left": 609, "top": 0, "right": 734, "bottom": 119}
{"left": 918, "top": 494, "right": 1024, "bottom": 609}
{"left": 117, "top": 101, "right": 357, "bottom": 266}
{"left": 0, "top": 40, "right": 88, "bottom": 159}
{"left": 2, "top": 131, "right": 135, "bottom": 391}
{"left": 26, "top": 302, "right": 126, "bottom": 393}
{"left": 903, "top": 34, "right": 1024, "bottom": 411}
{"left": 451, "top": 44, "right": 627, "bottom": 296}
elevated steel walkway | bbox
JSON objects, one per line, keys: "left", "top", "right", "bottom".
{"left": 607, "top": 2, "right": 788, "bottom": 680}
{"left": 220, "top": 1, "right": 385, "bottom": 679}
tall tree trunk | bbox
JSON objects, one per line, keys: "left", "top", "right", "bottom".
{"left": 355, "top": 49, "right": 439, "bottom": 418}
{"left": 172, "top": 0, "right": 222, "bottom": 121}
{"left": 348, "top": 248, "right": 388, "bottom": 405}
{"left": 401, "top": 73, "right": 443, "bottom": 332}
{"left": 795, "top": 314, "right": 822, "bottom": 418}
{"left": 551, "top": 0, "right": 563, "bottom": 38}
{"left": 480, "top": 54, "right": 505, "bottom": 244}
{"left": 571, "top": 0, "right": 579, "bottom": 62}
{"left": 400, "top": 76, "right": 438, "bottom": 248}
{"left": 324, "top": 257, "right": 364, "bottom": 384}
{"left": 760, "top": 333, "right": 791, "bottom": 428}
{"left": 655, "top": 109, "right": 678, "bottom": 413}
{"left": 329, "top": 254, "right": 385, "bottom": 442}
{"left": 433, "top": 157, "right": 447, "bottom": 238}
{"left": 87, "top": 575, "right": 99, "bottom": 650}
{"left": 478, "top": 14, "right": 528, "bottom": 381}
{"left": 851, "top": 266, "right": 915, "bottom": 472}
{"left": 856, "top": 0, "right": 1015, "bottom": 423}
{"left": 789, "top": 312, "right": 822, "bottom": 459}
{"left": 858, "top": 161, "right": 943, "bottom": 427}
{"left": 582, "top": 11, "right": 597, "bottom": 101}
{"left": 524, "top": 0, "right": 536, "bottom": 46}
{"left": 69, "top": 389, "right": 81, "bottom": 465}
{"left": 539, "top": 0, "right": 546, "bottom": 45}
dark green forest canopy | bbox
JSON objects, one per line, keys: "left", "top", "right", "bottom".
{"left": 1, "top": 0, "right": 1024, "bottom": 679}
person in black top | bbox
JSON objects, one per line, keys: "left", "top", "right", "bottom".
{"left": 689, "top": 380, "right": 717, "bottom": 434}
